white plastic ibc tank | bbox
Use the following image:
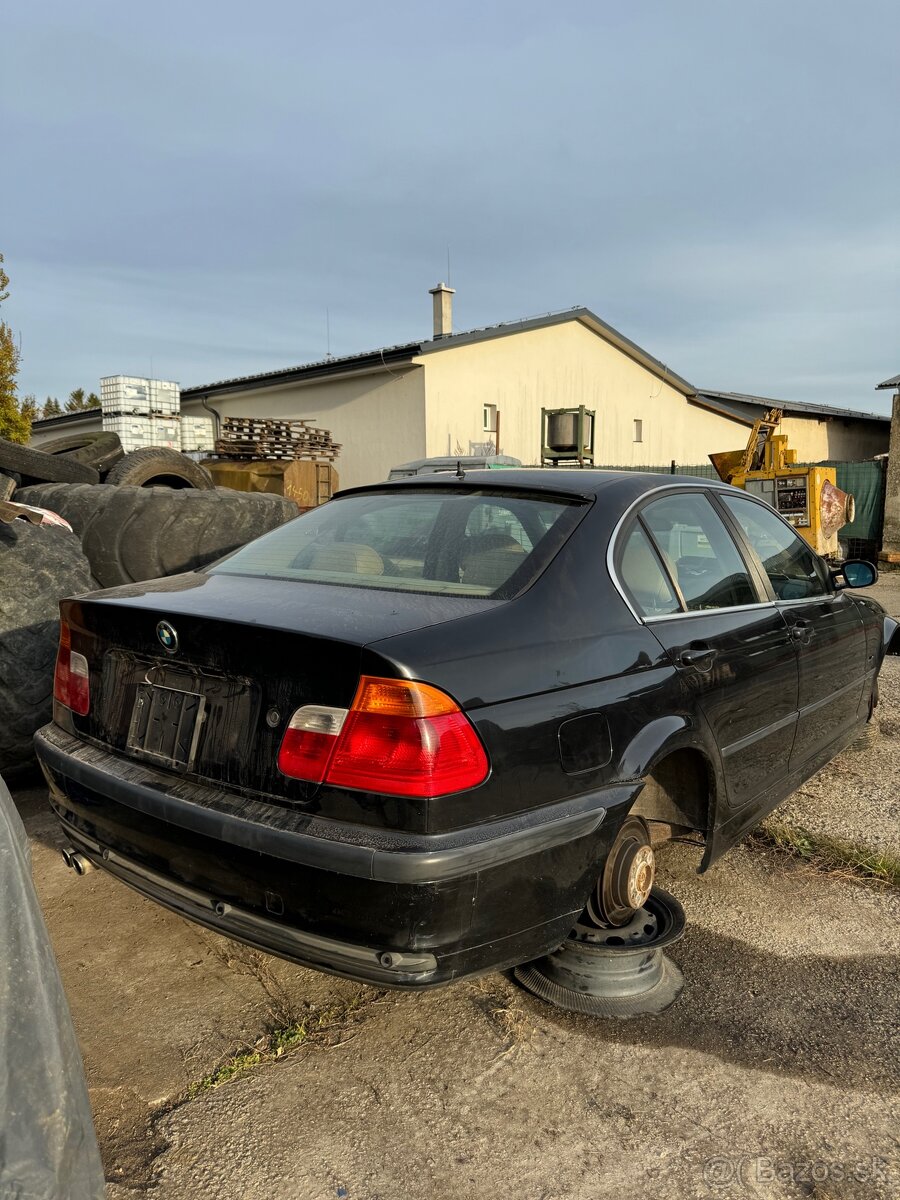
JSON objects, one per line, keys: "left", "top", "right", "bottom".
{"left": 148, "top": 380, "right": 180, "bottom": 416}
{"left": 180, "top": 416, "right": 215, "bottom": 451}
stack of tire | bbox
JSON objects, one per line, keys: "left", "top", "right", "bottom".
{"left": 0, "top": 434, "right": 299, "bottom": 773}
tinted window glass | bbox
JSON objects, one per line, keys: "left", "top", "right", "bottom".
{"left": 210, "top": 490, "right": 579, "bottom": 597}
{"left": 720, "top": 494, "right": 828, "bottom": 600}
{"left": 619, "top": 524, "right": 680, "bottom": 617}
{"left": 642, "top": 493, "right": 757, "bottom": 612}
{"left": 464, "top": 501, "right": 534, "bottom": 550}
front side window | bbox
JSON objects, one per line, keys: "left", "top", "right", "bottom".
{"left": 720, "top": 494, "right": 828, "bottom": 600}
{"left": 641, "top": 492, "right": 757, "bottom": 612}
{"left": 210, "top": 489, "right": 582, "bottom": 598}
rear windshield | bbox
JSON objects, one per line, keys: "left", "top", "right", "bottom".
{"left": 210, "top": 488, "right": 584, "bottom": 597}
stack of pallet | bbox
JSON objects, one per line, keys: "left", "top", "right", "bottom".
{"left": 214, "top": 418, "right": 341, "bottom": 463}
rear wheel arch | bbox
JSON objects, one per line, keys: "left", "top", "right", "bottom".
{"left": 629, "top": 746, "right": 715, "bottom": 842}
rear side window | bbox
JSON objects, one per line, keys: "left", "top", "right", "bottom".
{"left": 641, "top": 493, "right": 757, "bottom": 612}
{"left": 720, "top": 494, "right": 828, "bottom": 600}
{"left": 619, "top": 524, "right": 680, "bottom": 617}
{"left": 210, "top": 489, "right": 583, "bottom": 597}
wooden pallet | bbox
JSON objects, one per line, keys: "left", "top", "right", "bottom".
{"left": 215, "top": 416, "right": 340, "bottom": 463}
{"left": 215, "top": 438, "right": 340, "bottom": 453}
{"left": 214, "top": 444, "right": 340, "bottom": 462}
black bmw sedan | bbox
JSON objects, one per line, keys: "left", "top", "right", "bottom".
{"left": 35, "top": 471, "right": 897, "bottom": 988}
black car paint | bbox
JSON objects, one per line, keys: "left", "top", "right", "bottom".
{"left": 35, "top": 470, "right": 891, "bottom": 988}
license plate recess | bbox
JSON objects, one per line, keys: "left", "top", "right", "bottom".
{"left": 127, "top": 683, "right": 206, "bottom": 770}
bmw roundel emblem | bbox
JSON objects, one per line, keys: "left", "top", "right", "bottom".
{"left": 156, "top": 621, "right": 179, "bottom": 653}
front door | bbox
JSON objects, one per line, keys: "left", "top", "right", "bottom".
{"left": 717, "top": 493, "right": 868, "bottom": 770}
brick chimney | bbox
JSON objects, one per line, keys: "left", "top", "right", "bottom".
{"left": 429, "top": 282, "right": 455, "bottom": 339}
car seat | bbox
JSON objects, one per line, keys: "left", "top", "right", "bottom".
{"left": 307, "top": 543, "right": 385, "bottom": 576}
{"left": 461, "top": 534, "right": 527, "bottom": 590}
{"left": 621, "top": 533, "right": 676, "bottom": 615}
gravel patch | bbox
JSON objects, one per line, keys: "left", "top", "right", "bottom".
{"left": 138, "top": 844, "right": 900, "bottom": 1200}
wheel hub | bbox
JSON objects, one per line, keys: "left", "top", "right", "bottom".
{"left": 626, "top": 844, "right": 655, "bottom": 910}
{"left": 589, "top": 816, "right": 657, "bottom": 927}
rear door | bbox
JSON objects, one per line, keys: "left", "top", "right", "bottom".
{"left": 717, "top": 492, "right": 867, "bottom": 769}
{"left": 617, "top": 489, "right": 799, "bottom": 812}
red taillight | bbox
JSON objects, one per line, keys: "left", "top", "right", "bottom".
{"left": 53, "top": 622, "right": 90, "bottom": 717}
{"left": 277, "top": 704, "right": 347, "bottom": 784}
{"left": 277, "top": 676, "right": 488, "bottom": 798}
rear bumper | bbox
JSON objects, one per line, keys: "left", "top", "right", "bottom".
{"left": 59, "top": 821, "right": 440, "bottom": 986}
{"left": 35, "top": 724, "right": 635, "bottom": 987}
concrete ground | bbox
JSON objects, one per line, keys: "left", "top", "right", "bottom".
{"left": 12, "top": 575, "right": 900, "bottom": 1199}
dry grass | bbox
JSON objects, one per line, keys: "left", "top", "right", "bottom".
{"left": 188, "top": 992, "right": 374, "bottom": 1097}
{"left": 752, "top": 821, "right": 900, "bottom": 889}
{"left": 473, "top": 978, "right": 537, "bottom": 1054}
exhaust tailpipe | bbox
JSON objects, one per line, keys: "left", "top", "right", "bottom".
{"left": 62, "top": 848, "right": 95, "bottom": 875}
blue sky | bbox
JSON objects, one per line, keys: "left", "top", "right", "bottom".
{"left": 3, "top": 0, "right": 898, "bottom": 412}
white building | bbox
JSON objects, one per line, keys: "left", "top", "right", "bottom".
{"left": 31, "top": 287, "right": 889, "bottom": 489}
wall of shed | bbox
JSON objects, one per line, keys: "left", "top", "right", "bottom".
{"left": 779, "top": 415, "right": 888, "bottom": 463}
{"left": 416, "top": 322, "right": 748, "bottom": 466}
{"left": 182, "top": 367, "right": 426, "bottom": 490}
{"left": 30, "top": 414, "right": 102, "bottom": 448}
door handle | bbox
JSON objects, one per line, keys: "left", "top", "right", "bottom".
{"left": 790, "top": 620, "right": 813, "bottom": 642}
{"left": 679, "top": 645, "right": 717, "bottom": 669}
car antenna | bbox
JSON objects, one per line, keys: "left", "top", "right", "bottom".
{"left": 455, "top": 460, "right": 465, "bottom": 479}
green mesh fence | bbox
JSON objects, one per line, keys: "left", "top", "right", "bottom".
{"left": 809, "top": 459, "right": 886, "bottom": 553}
{"left": 596, "top": 463, "right": 720, "bottom": 479}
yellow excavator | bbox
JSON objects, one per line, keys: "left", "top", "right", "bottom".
{"left": 710, "top": 408, "right": 854, "bottom": 558}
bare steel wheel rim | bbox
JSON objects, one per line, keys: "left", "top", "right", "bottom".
{"left": 514, "top": 886, "right": 686, "bottom": 1018}
{"left": 588, "top": 816, "right": 656, "bottom": 928}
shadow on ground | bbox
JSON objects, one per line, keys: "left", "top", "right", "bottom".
{"left": 519, "top": 923, "right": 899, "bottom": 1094}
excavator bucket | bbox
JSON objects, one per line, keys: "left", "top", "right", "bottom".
{"left": 708, "top": 450, "right": 745, "bottom": 484}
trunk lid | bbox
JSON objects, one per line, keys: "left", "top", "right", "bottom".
{"left": 61, "top": 571, "right": 498, "bottom": 807}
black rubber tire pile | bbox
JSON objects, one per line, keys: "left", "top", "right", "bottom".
{"left": 0, "top": 520, "right": 93, "bottom": 773}
{"left": 0, "top": 433, "right": 299, "bottom": 772}
{"left": 16, "top": 483, "right": 297, "bottom": 587}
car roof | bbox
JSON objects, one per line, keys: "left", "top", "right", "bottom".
{"left": 337, "top": 468, "right": 733, "bottom": 504}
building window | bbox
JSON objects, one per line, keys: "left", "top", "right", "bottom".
{"left": 633, "top": 418, "right": 643, "bottom": 443}
{"left": 483, "top": 403, "right": 498, "bottom": 433}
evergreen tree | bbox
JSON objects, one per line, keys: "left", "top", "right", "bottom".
{"left": 64, "top": 388, "right": 102, "bottom": 412}
{"left": 0, "top": 254, "right": 31, "bottom": 445}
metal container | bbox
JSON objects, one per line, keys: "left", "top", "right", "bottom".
{"left": 547, "top": 411, "right": 579, "bottom": 453}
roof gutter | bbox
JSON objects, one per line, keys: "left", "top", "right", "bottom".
{"left": 182, "top": 345, "right": 421, "bottom": 402}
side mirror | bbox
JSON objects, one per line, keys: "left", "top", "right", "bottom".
{"left": 834, "top": 559, "right": 878, "bottom": 589}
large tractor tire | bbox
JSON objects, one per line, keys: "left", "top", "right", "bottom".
{"left": 104, "top": 448, "right": 214, "bottom": 490}
{"left": 0, "top": 438, "right": 99, "bottom": 486}
{"left": 0, "top": 520, "right": 93, "bottom": 773}
{"left": 15, "top": 484, "right": 298, "bottom": 588}
{"left": 38, "top": 431, "right": 125, "bottom": 475}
